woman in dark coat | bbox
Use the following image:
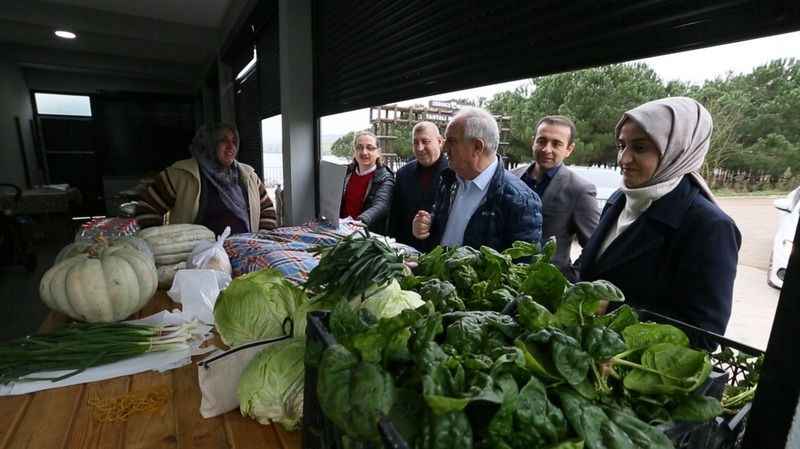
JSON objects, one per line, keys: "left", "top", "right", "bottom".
{"left": 578, "top": 97, "right": 741, "bottom": 349}
{"left": 340, "top": 130, "right": 394, "bottom": 233}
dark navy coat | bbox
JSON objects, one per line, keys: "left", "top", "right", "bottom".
{"left": 426, "top": 156, "right": 543, "bottom": 252}
{"left": 578, "top": 175, "right": 741, "bottom": 350}
{"left": 388, "top": 155, "right": 449, "bottom": 250}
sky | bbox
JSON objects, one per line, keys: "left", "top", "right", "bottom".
{"left": 263, "top": 30, "right": 800, "bottom": 144}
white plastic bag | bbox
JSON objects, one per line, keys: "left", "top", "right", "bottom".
{"left": 188, "top": 226, "right": 232, "bottom": 275}
{"left": 167, "top": 269, "right": 231, "bottom": 324}
{"left": 197, "top": 336, "right": 290, "bottom": 418}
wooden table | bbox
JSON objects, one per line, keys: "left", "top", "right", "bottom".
{"left": 0, "top": 292, "right": 301, "bottom": 449}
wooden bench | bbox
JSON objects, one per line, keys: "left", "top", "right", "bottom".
{"left": 0, "top": 291, "right": 301, "bottom": 449}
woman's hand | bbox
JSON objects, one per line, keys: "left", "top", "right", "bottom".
{"left": 412, "top": 210, "right": 432, "bottom": 240}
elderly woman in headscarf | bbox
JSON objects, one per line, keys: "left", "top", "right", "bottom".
{"left": 578, "top": 97, "right": 741, "bottom": 349}
{"left": 134, "top": 122, "right": 277, "bottom": 234}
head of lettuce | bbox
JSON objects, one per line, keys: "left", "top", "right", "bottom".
{"left": 238, "top": 337, "right": 305, "bottom": 430}
{"left": 214, "top": 268, "right": 315, "bottom": 347}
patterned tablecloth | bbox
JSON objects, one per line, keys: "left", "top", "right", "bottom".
{"left": 224, "top": 221, "right": 417, "bottom": 285}
{"left": 224, "top": 222, "right": 363, "bottom": 284}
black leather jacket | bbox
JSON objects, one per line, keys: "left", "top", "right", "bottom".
{"left": 341, "top": 162, "right": 395, "bottom": 233}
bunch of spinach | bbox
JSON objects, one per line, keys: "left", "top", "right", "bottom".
{"left": 314, "top": 239, "right": 725, "bottom": 449}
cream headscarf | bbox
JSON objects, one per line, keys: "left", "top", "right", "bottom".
{"left": 615, "top": 96, "right": 715, "bottom": 202}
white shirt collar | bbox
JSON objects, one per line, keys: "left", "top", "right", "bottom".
{"left": 458, "top": 157, "right": 497, "bottom": 191}
{"left": 355, "top": 164, "right": 377, "bottom": 176}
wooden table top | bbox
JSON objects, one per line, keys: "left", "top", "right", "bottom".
{"left": 0, "top": 291, "right": 301, "bottom": 449}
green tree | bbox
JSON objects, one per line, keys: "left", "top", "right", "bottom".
{"left": 331, "top": 131, "right": 356, "bottom": 158}
{"left": 488, "top": 63, "right": 669, "bottom": 167}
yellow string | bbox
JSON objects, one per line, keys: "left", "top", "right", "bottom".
{"left": 87, "top": 386, "right": 171, "bottom": 423}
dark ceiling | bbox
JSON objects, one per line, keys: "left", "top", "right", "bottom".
{"left": 0, "top": 0, "right": 243, "bottom": 92}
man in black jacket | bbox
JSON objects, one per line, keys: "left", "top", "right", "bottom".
{"left": 388, "top": 121, "right": 448, "bottom": 249}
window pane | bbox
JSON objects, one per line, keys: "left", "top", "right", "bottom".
{"left": 34, "top": 93, "right": 92, "bottom": 116}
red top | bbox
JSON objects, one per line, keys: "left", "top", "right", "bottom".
{"left": 341, "top": 170, "right": 376, "bottom": 219}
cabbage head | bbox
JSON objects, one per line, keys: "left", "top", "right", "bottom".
{"left": 238, "top": 338, "right": 305, "bottom": 430}
{"left": 214, "top": 268, "right": 313, "bottom": 346}
{"left": 356, "top": 280, "right": 425, "bottom": 319}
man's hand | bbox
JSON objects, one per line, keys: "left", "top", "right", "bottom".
{"left": 412, "top": 210, "right": 432, "bottom": 240}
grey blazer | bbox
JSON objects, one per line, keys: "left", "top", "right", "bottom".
{"left": 511, "top": 163, "right": 600, "bottom": 281}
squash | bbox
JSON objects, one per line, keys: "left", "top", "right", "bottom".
{"left": 54, "top": 237, "right": 154, "bottom": 265}
{"left": 138, "top": 224, "right": 214, "bottom": 248}
{"left": 39, "top": 245, "right": 158, "bottom": 322}
{"left": 158, "top": 261, "right": 186, "bottom": 289}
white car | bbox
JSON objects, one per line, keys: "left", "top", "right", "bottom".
{"left": 768, "top": 187, "right": 800, "bottom": 289}
{"left": 568, "top": 165, "right": 623, "bottom": 210}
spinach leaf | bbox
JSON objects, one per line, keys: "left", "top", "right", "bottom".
{"left": 484, "top": 287, "right": 517, "bottom": 312}
{"left": 389, "top": 387, "right": 425, "bottom": 443}
{"left": 622, "top": 323, "right": 689, "bottom": 350}
{"left": 623, "top": 343, "right": 712, "bottom": 395}
{"left": 583, "top": 326, "right": 627, "bottom": 361}
{"left": 419, "top": 279, "right": 465, "bottom": 312}
{"left": 486, "top": 376, "right": 568, "bottom": 449}
{"left": 604, "top": 407, "right": 675, "bottom": 449}
{"left": 418, "top": 246, "right": 449, "bottom": 279}
{"left": 514, "top": 338, "right": 561, "bottom": 381}
{"left": 551, "top": 332, "right": 592, "bottom": 386}
{"left": 516, "top": 295, "right": 557, "bottom": 332}
{"left": 451, "top": 265, "right": 480, "bottom": 297}
{"left": 521, "top": 263, "right": 569, "bottom": 311}
{"left": 556, "top": 388, "right": 636, "bottom": 449}
{"left": 502, "top": 240, "right": 542, "bottom": 260}
{"left": 444, "top": 312, "right": 519, "bottom": 355}
{"left": 415, "top": 410, "right": 473, "bottom": 449}
{"left": 593, "top": 304, "right": 640, "bottom": 333}
{"left": 318, "top": 344, "right": 395, "bottom": 441}
{"left": 555, "top": 281, "right": 625, "bottom": 326}
{"left": 670, "top": 395, "right": 723, "bottom": 422}
{"left": 478, "top": 246, "right": 512, "bottom": 283}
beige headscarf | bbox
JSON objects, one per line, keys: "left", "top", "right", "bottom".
{"left": 615, "top": 96, "right": 715, "bottom": 202}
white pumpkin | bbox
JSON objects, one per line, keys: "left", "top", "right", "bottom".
{"left": 39, "top": 245, "right": 158, "bottom": 322}
{"left": 54, "top": 237, "right": 154, "bottom": 265}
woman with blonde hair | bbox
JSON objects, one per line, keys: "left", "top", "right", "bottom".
{"left": 578, "top": 97, "right": 741, "bottom": 349}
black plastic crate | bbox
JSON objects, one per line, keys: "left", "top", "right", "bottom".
{"left": 302, "top": 309, "right": 762, "bottom": 449}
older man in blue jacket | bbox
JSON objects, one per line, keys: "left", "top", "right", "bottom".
{"left": 412, "top": 107, "right": 542, "bottom": 251}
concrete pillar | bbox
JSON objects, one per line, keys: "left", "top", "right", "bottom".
{"left": 278, "top": 0, "right": 317, "bottom": 225}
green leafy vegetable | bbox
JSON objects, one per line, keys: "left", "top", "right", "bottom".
{"left": 238, "top": 338, "right": 305, "bottom": 430}
{"left": 521, "top": 263, "right": 569, "bottom": 311}
{"left": 305, "top": 231, "right": 406, "bottom": 304}
{"left": 214, "top": 268, "right": 311, "bottom": 346}
{"left": 622, "top": 323, "right": 690, "bottom": 350}
{"left": 555, "top": 280, "right": 625, "bottom": 326}
{"left": 317, "top": 344, "right": 395, "bottom": 441}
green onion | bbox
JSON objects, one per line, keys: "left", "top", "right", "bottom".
{"left": 0, "top": 321, "right": 197, "bottom": 384}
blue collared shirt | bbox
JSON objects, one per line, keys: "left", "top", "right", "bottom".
{"left": 521, "top": 163, "right": 561, "bottom": 198}
{"left": 440, "top": 158, "right": 499, "bottom": 247}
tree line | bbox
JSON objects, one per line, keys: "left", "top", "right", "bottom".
{"left": 331, "top": 58, "right": 800, "bottom": 190}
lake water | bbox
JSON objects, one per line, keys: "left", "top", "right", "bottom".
{"left": 263, "top": 153, "right": 621, "bottom": 203}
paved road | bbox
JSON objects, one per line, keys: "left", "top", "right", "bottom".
{"left": 716, "top": 196, "right": 783, "bottom": 350}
